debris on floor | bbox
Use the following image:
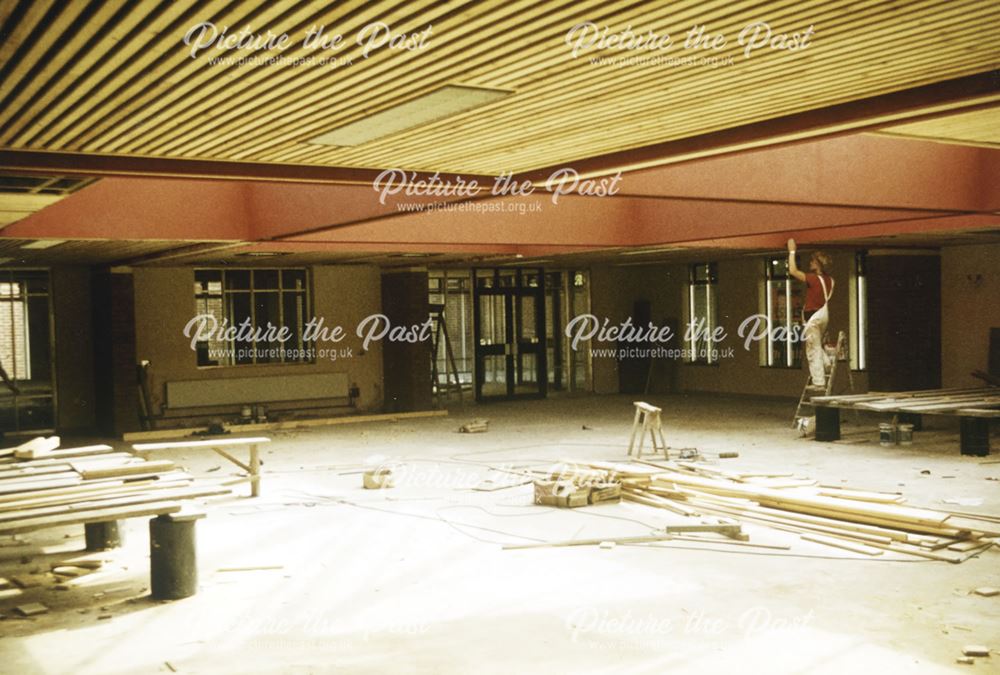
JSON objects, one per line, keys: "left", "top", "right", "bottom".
{"left": 533, "top": 480, "right": 590, "bottom": 508}
{"left": 588, "top": 482, "right": 622, "bottom": 505}
{"left": 944, "top": 497, "right": 984, "bottom": 507}
{"left": 14, "top": 602, "right": 48, "bottom": 617}
{"left": 363, "top": 466, "right": 395, "bottom": 489}
{"left": 973, "top": 587, "right": 999, "bottom": 597}
{"left": 459, "top": 419, "right": 489, "bottom": 433}
{"left": 11, "top": 574, "right": 48, "bottom": 589}
{"left": 529, "top": 458, "right": 1000, "bottom": 562}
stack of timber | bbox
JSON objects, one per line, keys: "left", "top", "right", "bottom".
{"left": 0, "top": 437, "right": 231, "bottom": 536}
{"left": 812, "top": 387, "right": 1000, "bottom": 416}
{"left": 593, "top": 458, "right": 1000, "bottom": 562}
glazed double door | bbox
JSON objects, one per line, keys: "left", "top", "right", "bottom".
{"left": 472, "top": 268, "right": 547, "bottom": 401}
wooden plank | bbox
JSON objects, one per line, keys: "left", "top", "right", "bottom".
{"left": 132, "top": 438, "right": 270, "bottom": 451}
{"left": 895, "top": 398, "right": 1000, "bottom": 413}
{"left": 812, "top": 388, "right": 991, "bottom": 406}
{"left": 12, "top": 436, "right": 60, "bottom": 460}
{"left": 816, "top": 487, "right": 906, "bottom": 504}
{"left": 0, "top": 476, "right": 81, "bottom": 496}
{"left": 210, "top": 447, "right": 250, "bottom": 473}
{"left": 652, "top": 473, "right": 951, "bottom": 529}
{"left": 74, "top": 460, "right": 176, "bottom": 480}
{"left": 800, "top": 533, "right": 883, "bottom": 556}
{"left": 0, "top": 501, "right": 184, "bottom": 535}
{"left": 0, "top": 451, "right": 128, "bottom": 471}
{"left": 0, "top": 471, "right": 190, "bottom": 506}
{"left": 0, "top": 478, "right": 193, "bottom": 513}
{"left": 622, "top": 488, "right": 700, "bottom": 517}
{"left": 681, "top": 493, "right": 902, "bottom": 545}
{"left": 0, "top": 465, "right": 74, "bottom": 480}
{"left": 0, "top": 486, "right": 229, "bottom": 523}
{"left": 123, "top": 410, "right": 449, "bottom": 442}
{"left": 24, "top": 445, "right": 115, "bottom": 460}
{"left": 503, "top": 534, "right": 677, "bottom": 551}
{"left": 953, "top": 407, "right": 1000, "bottom": 418}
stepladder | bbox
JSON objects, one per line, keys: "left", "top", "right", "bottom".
{"left": 429, "top": 303, "right": 463, "bottom": 407}
{"left": 627, "top": 401, "right": 668, "bottom": 459}
{"left": 794, "top": 330, "right": 855, "bottom": 431}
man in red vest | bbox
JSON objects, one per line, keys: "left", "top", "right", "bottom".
{"left": 787, "top": 238, "right": 834, "bottom": 388}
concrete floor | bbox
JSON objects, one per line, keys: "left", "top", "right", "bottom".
{"left": 1, "top": 393, "right": 998, "bottom": 674}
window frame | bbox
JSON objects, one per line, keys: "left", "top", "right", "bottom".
{"left": 193, "top": 267, "right": 313, "bottom": 368}
{"left": 686, "top": 262, "right": 719, "bottom": 366}
{"left": 761, "top": 256, "right": 804, "bottom": 369}
{"left": 849, "top": 250, "right": 868, "bottom": 371}
{"left": 0, "top": 268, "right": 56, "bottom": 433}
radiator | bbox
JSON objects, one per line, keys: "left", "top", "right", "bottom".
{"left": 166, "top": 372, "right": 350, "bottom": 408}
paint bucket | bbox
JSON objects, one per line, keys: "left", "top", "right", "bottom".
{"left": 897, "top": 423, "right": 914, "bottom": 446}
{"left": 879, "top": 422, "right": 896, "bottom": 446}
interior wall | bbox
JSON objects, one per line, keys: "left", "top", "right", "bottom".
{"left": 133, "top": 265, "right": 384, "bottom": 419}
{"left": 941, "top": 242, "right": 1000, "bottom": 387}
{"left": 590, "top": 252, "right": 870, "bottom": 399}
{"left": 589, "top": 264, "right": 683, "bottom": 394}
{"left": 52, "top": 266, "right": 95, "bottom": 432}
{"left": 380, "top": 269, "right": 432, "bottom": 412}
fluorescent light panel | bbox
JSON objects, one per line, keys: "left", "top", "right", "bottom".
{"left": 308, "top": 85, "right": 512, "bottom": 146}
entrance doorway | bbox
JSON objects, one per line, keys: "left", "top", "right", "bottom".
{"left": 473, "top": 268, "right": 547, "bottom": 401}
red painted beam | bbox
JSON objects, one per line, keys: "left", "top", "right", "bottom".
{"left": 617, "top": 134, "right": 1000, "bottom": 212}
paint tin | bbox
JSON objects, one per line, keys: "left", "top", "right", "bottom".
{"left": 897, "top": 423, "right": 914, "bottom": 446}
{"left": 879, "top": 422, "right": 896, "bottom": 446}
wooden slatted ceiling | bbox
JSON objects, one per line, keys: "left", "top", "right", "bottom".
{"left": 878, "top": 107, "right": 1000, "bottom": 148}
{"left": 0, "top": 1, "right": 998, "bottom": 175}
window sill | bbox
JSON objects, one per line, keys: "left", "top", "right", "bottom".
{"left": 196, "top": 360, "right": 317, "bottom": 370}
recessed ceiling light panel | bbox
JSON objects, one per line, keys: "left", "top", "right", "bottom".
{"left": 308, "top": 85, "right": 513, "bottom": 146}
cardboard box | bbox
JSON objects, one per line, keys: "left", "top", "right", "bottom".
{"left": 363, "top": 468, "right": 395, "bottom": 489}
{"left": 534, "top": 480, "right": 590, "bottom": 508}
{"left": 588, "top": 482, "right": 622, "bottom": 505}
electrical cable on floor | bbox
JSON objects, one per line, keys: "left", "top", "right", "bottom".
{"left": 255, "top": 487, "right": 946, "bottom": 563}
{"left": 628, "top": 542, "right": 936, "bottom": 563}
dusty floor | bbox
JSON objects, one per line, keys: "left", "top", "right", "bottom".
{"left": 1, "top": 393, "right": 998, "bottom": 675}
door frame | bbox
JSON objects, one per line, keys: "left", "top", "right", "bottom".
{"left": 472, "top": 268, "right": 547, "bottom": 402}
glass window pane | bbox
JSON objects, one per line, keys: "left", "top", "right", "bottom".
{"left": 21, "top": 271, "right": 49, "bottom": 295}
{"left": 282, "top": 269, "right": 306, "bottom": 290}
{"left": 225, "top": 270, "right": 251, "bottom": 291}
{"left": 195, "top": 270, "right": 222, "bottom": 294}
{"left": 230, "top": 293, "right": 253, "bottom": 364}
{"left": 282, "top": 292, "right": 306, "bottom": 362}
{"left": 254, "top": 269, "right": 279, "bottom": 289}
{"left": 26, "top": 295, "right": 51, "bottom": 383}
{"left": 253, "top": 292, "right": 280, "bottom": 363}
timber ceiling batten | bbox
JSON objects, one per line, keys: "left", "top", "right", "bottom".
{"left": 0, "top": 1, "right": 998, "bottom": 175}
{"left": 878, "top": 107, "right": 1000, "bottom": 148}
